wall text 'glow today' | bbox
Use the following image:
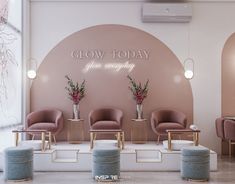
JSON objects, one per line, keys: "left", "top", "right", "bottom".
{"left": 71, "top": 49, "right": 149, "bottom": 73}
{"left": 71, "top": 49, "right": 150, "bottom": 60}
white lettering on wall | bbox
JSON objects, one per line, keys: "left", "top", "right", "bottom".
{"left": 71, "top": 49, "right": 150, "bottom": 60}
{"left": 71, "top": 50, "right": 105, "bottom": 60}
{"left": 82, "top": 61, "right": 135, "bottom": 73}
{"left": 72, "top": 49, "right": 149, "bottom": 73}
{"left": 112, "top": 50, "right": 150, "bottom": 60}
{"left": 82, "top": 61, "right": 102, "bottom": 73}
{"left": 104, "top": 61, "right": 135, "bottom": 72}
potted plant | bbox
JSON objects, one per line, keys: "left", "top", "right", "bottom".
{"left": 65, "top": 75, "right": 85, "bottom": 119}
{"left": 127, "top": 75, "right": 149, "bottom": 119}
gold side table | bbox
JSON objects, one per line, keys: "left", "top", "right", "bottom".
{"left": 67, "top": 119, "right": 84, "bottom": 144}
{"left": 131, "top": 119, "right": 147, "bottom": 144}
{"left": 89, "top": 129, "right": 125, "bottom": 150}
{"left": 166, "top": 129, "right": 201, "bottom": 151}
{"left": 12, "top": 129, "right": 51, "bottom": 152}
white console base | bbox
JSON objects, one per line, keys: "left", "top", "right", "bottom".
{"left": 0, "top": 141, "right": 217, "bottom": 172}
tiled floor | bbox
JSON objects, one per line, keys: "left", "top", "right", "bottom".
{"left": 0, "top": 157, "right": 234, "bottom": 184}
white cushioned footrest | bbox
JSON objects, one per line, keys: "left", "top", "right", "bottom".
{"left": 94, "top": 140, "right": 118, "bottom": 148}
{"left": 163, "top": 140, "right": 194, "bottom": 151}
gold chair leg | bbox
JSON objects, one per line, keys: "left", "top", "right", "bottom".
{"left": 117, "top": 132, "right": 121, "bottom": 148}
{"left": 157, "top": 135, "right": 160, "bottom": 144}
{"left": 121, "top": 132, "right": 125, "bottom": 149}
{"left": 32, "top": 134, "right": 35, "bottom": 140}
{"left": 53, "top": 135, "right": 57, "bottom": 144}
{"left": 48, "top": 132, "right": 52, "bottom": 149}
{"left": 168, "top": 132, "right": 172, "bottom": 151}
{"left": 193, "top": 132, "right": 199, "bottom": 146}
{"left": 178, "top": 135, "right": 182, "bottom": 140}
{"left": 221, "top": 139, "right": 224, "bottom": 156}
{"left": 90, "top": 132, "right": 94, "bottom": 150}
{"left": 41, "top": 132, "right": 45, "bottom": 152}
{"left": 15, "top": 132, "right": 19, "bottom": 146}
{"left": 229, "top": 140, "right": 232, "bottom": 157}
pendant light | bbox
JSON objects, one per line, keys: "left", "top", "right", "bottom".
{"left": 184, "top": 24, "right": 194, "bottom": 80}
{"left": 27, "top": 58, "right": 37, "bottom": 79}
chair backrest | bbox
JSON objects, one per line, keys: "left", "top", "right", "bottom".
{"left": 215, "top": 118, "right": 225, "bottom": 139}
{"left": 154, "top": 109, "right": 187, "bottom": 127}
{"left": 89, "top": 108, "right": 123, "bottom": 126}
{"left": 26, "top": 109, "right": 63, "bottom": 126}
{"left": 224, "top": 119, "right": 235, "bottom": 141}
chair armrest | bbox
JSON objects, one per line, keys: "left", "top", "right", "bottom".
{"left": 89, "top": 110, "right": 96, "bottom": 127}
{"left": 55, "top": 112, "right": 63, "bottom": 132}
{"left": 172, "top": 111, "right": 187, "bottom": 128}
{"left": 55, "top": 112, "right": 63, "bottom": 126}
{"left": 224, "top": 119, "right": 235, "bottom": 140}
{"left": 151, "top": 112, "right": 159, "bottom": 134}
{"left": 182, "top": 117, "right": 187, "bottom": 128}
{"left": 26, "top": 111, "right": 43, "bottom": 128}
{"left": 115, "top": 111, "right": 123, "bottom": 126}
{"left": 215, "top": 117, "right": 225, "bottom": 139}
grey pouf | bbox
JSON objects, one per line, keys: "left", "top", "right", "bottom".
{"left": 181, "top": 146, "right": 210, "bottom": 181}
{"left": 92, "top": 147, "right": 120, "bottom": 181}
{"left": 4, "top": 146, "right": 33, "bottom": 181}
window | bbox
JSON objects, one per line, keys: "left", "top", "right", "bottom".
{"left": 0, "top": 0, "right": 22, "bottom": 128}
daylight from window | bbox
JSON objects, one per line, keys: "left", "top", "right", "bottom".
{"left": 0, "top": 0, "right": 22, "bottom": 128}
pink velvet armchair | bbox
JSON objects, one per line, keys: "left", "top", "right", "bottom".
{"left": 151, "top": 109, "right": 187, "bottom": 143}
{"left": 215, "top": 117, "right": 235, "bottom": 156}
{"left": 89, "top": 108, "right": 123, "bottom": 130}
{"left": 26, "top": 109, "right": 64, "bottom": 143}
{"left": 215, "top": 118, "right": 226, "bottom": 140}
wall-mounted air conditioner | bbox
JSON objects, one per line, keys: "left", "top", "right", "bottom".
{"left": 142, "top": 3, "right": 192, "bottom": 23}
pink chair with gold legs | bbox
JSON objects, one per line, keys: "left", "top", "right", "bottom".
{"left": 151, "top": 109, "right": 187, "bottom": 143}
{"left": 89, "top": 108, "right": 124, "bottom": 149}
{"left": 215, "top": 117, "right": 226, "bottom": 140}
{"left": 26, "top": 109, "right": 64, "bottom": 143}
{"left": 224, "top": 119, "right": 235, "bottom": 156}
{"left": 216, "top": 117, "right": 235, "bottom": 156}
{"left": 89, "top": 108, "right": 123, "bottom": 130}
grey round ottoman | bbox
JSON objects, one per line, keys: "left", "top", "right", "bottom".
{"left": 181, "top": 146, "right": 210, "bottom": 181}
{"left": 4, "top": 146, "right": 33, "bottom": 181}
{"left": 92, "top": 147, "right": 120, "bottom": 181}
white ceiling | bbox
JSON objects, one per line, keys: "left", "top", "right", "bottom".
{"left": 30, "top": 0, "right": 235, "bottom": 2}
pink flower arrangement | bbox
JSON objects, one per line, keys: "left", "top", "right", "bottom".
{"left": 65, "top": 75, "right": 85, "bottom": 105}
{"left": 127, "top": 75, "right": 149, "bottom": 105}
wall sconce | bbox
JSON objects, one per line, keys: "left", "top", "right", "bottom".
{"left": 27, "top": 58, "right": 37, "bottom": 79}
{"left": 184, "top": 24, "right": 194, "bottom": 80}
{"left": 184, "top": 58, "right": 194, "bottom": 80}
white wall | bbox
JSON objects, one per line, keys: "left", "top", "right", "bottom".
{"left": 29, "top": 0, "right": 235, "bottom": 153}
{"left": 8, "top": 0, "right": 22, "bottom": 31}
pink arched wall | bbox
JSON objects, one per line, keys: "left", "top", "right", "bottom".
{"left": 222, "top": 33, "right": 235, "bottom": 117}
{"left": 221, "top": 32, "right": 235, "bottom": 155}
{"left": 30, "top": 24, "right": 193, "bottom": 141}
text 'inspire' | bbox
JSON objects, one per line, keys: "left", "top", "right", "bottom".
{"left": 71, "top": 49, "right": 150, "bottom": 60}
